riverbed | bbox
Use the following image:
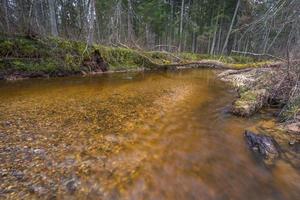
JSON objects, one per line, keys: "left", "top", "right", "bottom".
{"left": 0, "top": 69, "right": 299, "bottom": 199}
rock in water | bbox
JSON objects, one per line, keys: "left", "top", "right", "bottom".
{"left": 65, "top": 178, "right": 80, "bottom": 194}
{"left": 245, "top": 130, "right": 280, "bottom": 163}
{"left": 232, "top": 89, "right": 269, "bottom": 117}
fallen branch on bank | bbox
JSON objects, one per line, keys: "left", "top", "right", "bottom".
{"left": 137, "top": 50, "right": 283, "bottom": 70}
{"left": 130, "top": 49, "right": 231, "bottom": 70}
{"left": 0, "top": 57, "right": 42, "bottom": 61}
{"left": 149, "top": 50, "right": 182, "bottom": 62}
{"left": 152, "top": 60, "right": 232, "bottom": 69}
{"left": 231, "top": 50, "right": 287, "bottom": 62}
{"left": 152, "top": 45, "right": 179, "bottom": 52}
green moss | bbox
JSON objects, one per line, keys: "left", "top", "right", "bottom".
{"left": 34, "top": 60, "right": 57, "bottom": 73}
{"left": 229, "top": 55, "right": 255, "bottom": 63}
{"left": 177, "top": 53, "right": 257, "bottom": 64}
{"left": 0, "top": 40, "right": 14, "bottom": 56}
{"left": 230, "top": 61, "right": 273, "bottom": 69}
{"left": 0, "top": 35, "right": 272, "bottom": 77}
{"left": 16, "top": 39, "right": 39, "bottom": 56}
{"left": 11, "top": 60, "right": 27, "bottom": 71}
{"left": 238, "top": 86, "right": 249, "bottom": 94}
{"left": 64, "top": 53, "right": 81, "bottom": 71}
{"left": 0, "top": 60, "right": 4, "bottom": 70}
{"left": 73, "top": 41, "right": 87, "bottom": 55}
{"left": 8, "top": 59, "right": 58, "bottom": 73}
{"left": 0, "top": 37, "right": 48, "bottom": 58}
{"left": 234, "top": 90, "right": 260, "bottom": 109}
{"left": 94, "top": 46, "right": 143, "bottom": 69}
{"left": 232, "top": 89, "right": 268, "bottom": 117}
{"left": 240, "top": 91, "right": 257, "bottom": 101}
{"left": 144, "top": 51, "right": 180, "bottom": 65}
{"left": 50, "top": 37, "right": 73, "bottom": 51}
{"left": 179, "top": 53, "right": 200, "bottom": 61}
{"left": 148, "top": 51, "right": 168, "bottom": 59}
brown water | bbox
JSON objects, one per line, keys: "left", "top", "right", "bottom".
{"left": 0, "top": 69, "right": 299, "bottom": 200}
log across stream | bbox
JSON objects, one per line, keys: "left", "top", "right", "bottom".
{"left": 0, "top": 69, "right": 299, "bottom": 199}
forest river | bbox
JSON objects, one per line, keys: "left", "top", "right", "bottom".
{"left": 0, "top": 69, "right": 299, "bottom": 199}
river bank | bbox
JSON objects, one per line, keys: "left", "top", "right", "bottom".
{"left": 218, "top": 67, "right": 300, "bottom": 140}
{"left": 0, "top": 35, "right": 274, "bottom": 81}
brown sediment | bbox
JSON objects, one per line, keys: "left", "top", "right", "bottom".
{"left": 1, "top": 70, "right": 299, "bottom": 199}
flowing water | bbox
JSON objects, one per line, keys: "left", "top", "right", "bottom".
{"left": 0, "top": 69, "right": 299, "bottom": 200}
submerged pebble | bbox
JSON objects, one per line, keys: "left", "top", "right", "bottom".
{"left": 65, "top": 178, "right": 80, "bottom": 194}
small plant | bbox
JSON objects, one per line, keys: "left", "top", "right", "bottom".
{"left": 64, "top": 53, "right": 80, "bottom": 71}
{"left": 280, "top": 96, "right": 300, "bottom": 122}
{"left": 0, "top": 40, "right": 14, "bottom": 56}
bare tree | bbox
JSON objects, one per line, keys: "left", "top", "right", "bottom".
{"left": 127, "top": 0, "right": 134, "bottom": 43}
{"left": 48, "top": 0, "right": 58, "bottom": 36}
{"left": 179, "top": 0, "right": 185, "bottom": 52}
{"left": 87, "top": 0, "right": 96, "bottom": 45}
{"left": 222, "top": 0, "right": 240, "bottom": 55}
{"left": 2, "top": 0, "right": 9, "bottom": 32}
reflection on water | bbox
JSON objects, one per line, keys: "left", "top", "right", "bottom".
{"left": 0, "top": 69, "right": 299, "bottom": 199}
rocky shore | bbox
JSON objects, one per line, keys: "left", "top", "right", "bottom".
{"left": 218, "top": 66, "right": 300, "bottom": 165}
{"left": 218, "top": 67, "right": 300, "bottom": 133}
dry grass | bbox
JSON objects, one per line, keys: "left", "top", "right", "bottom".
{"left": 278, "top": 65, "right": 300, "bottom": 122}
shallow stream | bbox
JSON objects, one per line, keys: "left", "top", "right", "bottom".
{"left": 0, "top": 69, "right": 299, "bottom": 199}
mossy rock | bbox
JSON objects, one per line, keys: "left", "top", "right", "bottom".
{"left": 232, "top": 89, "right": 269, "bottom": 117}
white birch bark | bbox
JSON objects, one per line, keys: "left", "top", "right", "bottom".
{"left": 48, "top": 0, "right": 58, "bottom": 36}
{"left": 221, "top": 0, "right": 240, "bottom": 55}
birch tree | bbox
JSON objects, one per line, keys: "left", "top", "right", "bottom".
{"left": 179, "top": 0, "right": 185, "bottom": 51}
{"left": 2, "top": 0, "right": 9, "bottom": 32}
{"left": 88, "top": 0, "right": 96, "bottom": 45}
{"left": 48, "top": 0, "right": 58, "bottom": 36}
{"left": 221, "top": 0, "right": 240, "bottom": 54}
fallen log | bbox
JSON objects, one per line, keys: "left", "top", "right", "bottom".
{"left": 150, "top": 60, "right": 231, "bottom": 70}
{"left": 231, "top": 50, "right": 287, "bottom": 62}
{"left": 134, "top": 49, "right": 284, "bottom": 70}
{"left": 135, "top": 50, "right": 232, "bottom": 70}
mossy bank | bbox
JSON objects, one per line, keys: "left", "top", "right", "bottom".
{"left": 0, "top": 35, "right": 272, "bottom": 80}
{"left": 218, "top": 67, "right": 300, "bottom": 134}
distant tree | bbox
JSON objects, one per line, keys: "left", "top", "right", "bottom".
{"left": 48, "top": 0, "right": 58, "bottom": 36}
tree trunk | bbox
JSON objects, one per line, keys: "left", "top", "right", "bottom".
{"left": 48, "top": 0, "right": 58, "bottom": 36}
{"left": 2, "top": 0, "right": 9, "bottom": 32}
{"left": 192, "top": 31, "right": 196, "bottom": 53}
{"left": 88, "top": 0, "right": 96, "bottom": 45}
{"left": 216, "top": 27, "right": 222, "bottom": 54}
{"left": 27, "top": 0, "right": 34, "bottom": 35}
{"left": 179, "top": 0, "right": 185, "bottom": 52}
{"left": 210, "top": 12, "right": 219, "bottom": 55}
{"left": 221, "top": 0, "right": 240, "bottom": 55}
{"left": 127, "top": 0, "right": 134, "bottom": 43}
